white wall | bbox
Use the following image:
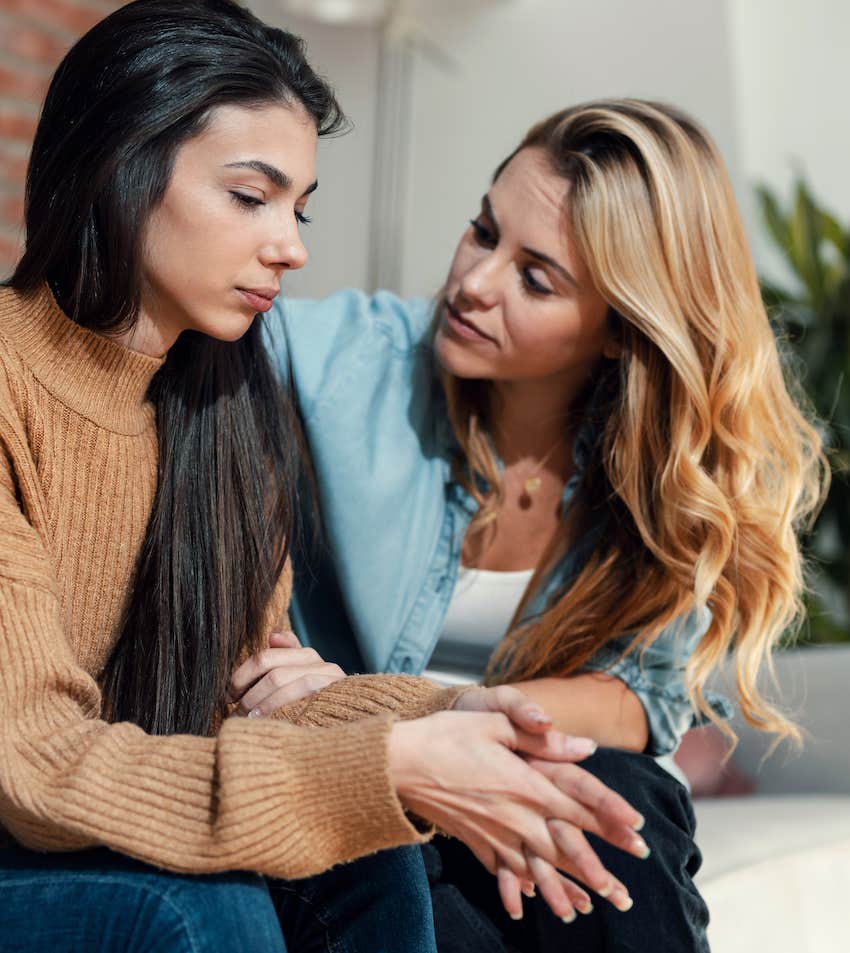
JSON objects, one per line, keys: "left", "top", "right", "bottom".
{"left": 398, "top": 0, "right": 742, "bottom": 296}
{"left": 726, "top": 0, "right": 850, "bottom": 280}
{"left": 246, "top": 1, "right": 381, "bottom": 298}
{"left": 248, "top": 0, "right": 743, "bottom": 299}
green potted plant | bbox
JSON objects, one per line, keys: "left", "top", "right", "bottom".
{"left": 757, "top": 179, "right": 850, "bottom": 644}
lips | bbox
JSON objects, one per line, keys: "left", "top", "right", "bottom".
{"left": 443, "top": 299, "right": 495, "bottom": 343}
{"left": 236, "top": 287, "right": 278, "bottom": 313}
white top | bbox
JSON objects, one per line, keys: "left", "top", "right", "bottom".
{"left": 423, "top": 564, "right": 687, "bottom": 785}
{"left": 424, "top": 565, "right": 534, "bottom": 686}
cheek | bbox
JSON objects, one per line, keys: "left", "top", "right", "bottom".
{"left": 144, "top": 200, "right": 247, "bottom": 292}
{"left": 503, "top": 298, "right": 608, "bottom": 370}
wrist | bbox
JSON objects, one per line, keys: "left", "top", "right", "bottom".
{"left": 387, "top": 719, "right": 419, "bottom": 801}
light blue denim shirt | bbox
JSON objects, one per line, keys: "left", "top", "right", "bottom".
{"left": 264, "top": 289, "right": 731, "bottom": 756}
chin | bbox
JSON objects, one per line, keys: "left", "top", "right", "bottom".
{"left": 198, "top": 310, "right": 257, "bottom": 343}
{"left": 434, "top": 327, "right": 494, "bottom": 380}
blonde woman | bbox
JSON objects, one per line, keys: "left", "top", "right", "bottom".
{"left": 255, "top": 100, "right": 826, "bottom": 952}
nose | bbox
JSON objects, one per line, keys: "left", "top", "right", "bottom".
{"left": 259, "top": 213, "right": 309, "bottom": 272}
{"left": 457, "top": 252, "right": 500, "bottom": 311}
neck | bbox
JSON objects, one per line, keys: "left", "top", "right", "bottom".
{"left": 114, "top": 308, "right": 177, "bottom": 358}
{"left": 488, "top": 372, "right": 589, "bottom": 466}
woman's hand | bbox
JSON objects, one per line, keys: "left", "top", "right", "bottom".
{"left": 227, "top": 631, "right": 346, "bottom": 717}
{"left": 387, "top": 710, "right": 644, "bottom": 919}
{"left": 450, "top": 684, "right": 647, "bottom": 919}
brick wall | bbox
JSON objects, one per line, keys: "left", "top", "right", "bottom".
{"left": 0, "top": 0, "right": 123, "bottom": 276}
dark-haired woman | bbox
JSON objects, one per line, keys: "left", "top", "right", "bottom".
{"left": 262, "top": 100, "right": 826, "bottom": 951}
{"left": 0, "top": 3, "right": 648, "bottom": 951}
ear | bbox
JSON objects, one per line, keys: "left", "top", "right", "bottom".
{"left": 602, "top": 338, "right": 622, "bottom": 360}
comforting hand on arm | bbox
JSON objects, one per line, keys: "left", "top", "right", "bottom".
{"left": 231, "top": 641, "right": 649, "bottom": 922}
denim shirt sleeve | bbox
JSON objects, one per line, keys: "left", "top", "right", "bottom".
{"left": 579, "top": 604, "right": 734, "bottom": 756}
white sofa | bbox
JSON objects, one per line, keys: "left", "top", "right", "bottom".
{"left": 693, "top": 644, "right": 850, "bottom": 952}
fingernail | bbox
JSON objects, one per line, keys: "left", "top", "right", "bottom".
{"left": 248, "top": 708, "right": 262, "bottom": 719}
{"left": 632, "top": 838, "right": 650, "bottom": 859}
{"left": 614, "top": 893, "right": 634, "bottom": 913}
{"left": 525, "top": 707, "right": 552, "bottom": 724}
{"left": 561, "top": 910, "right": 576, "bottom": 924}
{"left": 510, "top": 912, "right": 523, "bottom": 921}
{"left": 578, "top": 901, "right": 594, "bottom": 915}
{"left": 632, "top": 813, "right": 646, "bottom": 832}
{"left": 521, "top": 884, "right": 536, "bottom": 898}
{"left": 597, "top": 881, "right": 612, "bottom": 898}
{"left": 564, "top": 736, "right": 597, "bottom": 758}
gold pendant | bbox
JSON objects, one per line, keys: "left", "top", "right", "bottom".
{"left": 523, "top": 476, "right": 542, "bottom": 495}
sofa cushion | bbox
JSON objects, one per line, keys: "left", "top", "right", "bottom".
{"left": 695, "top": 795, "right": 850, "bottom": 952}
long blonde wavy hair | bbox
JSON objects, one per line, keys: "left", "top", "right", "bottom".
{"left": 443, "top": 100, "right": 828, "bottom": 742}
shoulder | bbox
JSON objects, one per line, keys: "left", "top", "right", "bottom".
{"left": 267, "top": 289, "right": 434, "bottom": 358}
{"left": 263, "top": 289, "right": 437, "bottom": 416}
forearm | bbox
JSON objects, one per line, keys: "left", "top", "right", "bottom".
{"left": 510, "top": 674, "right": 649, "bottom": 752}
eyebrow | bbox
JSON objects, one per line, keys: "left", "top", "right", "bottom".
{"left": 481, "top": 194, "right": 578, "bottom": 287}
{"left": 225, "top": 159, "right": 318, "bottom": 197}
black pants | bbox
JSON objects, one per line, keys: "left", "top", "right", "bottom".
{"left": 424, "top": 748, "right": 709, "bottom": 953}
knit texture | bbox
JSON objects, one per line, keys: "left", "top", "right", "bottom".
{"left": 0, "top": 285, "right": 460, "bottom": 878}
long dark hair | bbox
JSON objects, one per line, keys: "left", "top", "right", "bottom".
{"left": 11, "top": 0, "right": 345, "bottom": 735}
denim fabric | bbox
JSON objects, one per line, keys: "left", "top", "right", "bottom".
{"left": 0, "top": 844, "right": 436, "bottom": 953}
{"left": 425, "top": 747, "right": 709, "bottom": 953}
{"left": 265, "top": 290, "right": 731, "bottom": 756}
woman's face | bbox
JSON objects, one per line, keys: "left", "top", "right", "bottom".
{"left": 136, "top": 102, "right": 318, "bottom": 353}
{"left": 435, "top": 147, "right": 616, "bottom": 386}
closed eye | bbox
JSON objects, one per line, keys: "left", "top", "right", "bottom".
{"left": 230, "top": 191, "right": 264, "bottom": 211}
{"left": 469, "top": 218, "right": 496, "bottom": 247}
{"left": 521, "top": 266, "right": 553, "bottom": 296}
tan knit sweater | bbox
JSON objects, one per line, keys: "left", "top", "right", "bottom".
{"left": 0, "top": 285, "right": 459, "bottom": 879}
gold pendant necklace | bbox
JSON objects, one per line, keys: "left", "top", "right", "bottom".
{"left": 516, "top": 438, "right": 566, "bottom": 508}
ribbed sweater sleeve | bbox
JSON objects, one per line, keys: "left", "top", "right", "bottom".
{"left": 277, "top": 676, "right": 467, "bottom": 728}
{"left": 0, "top": 394, "right": 428, "bottom": 878}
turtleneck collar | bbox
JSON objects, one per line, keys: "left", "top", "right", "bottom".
{"left": 0, "top": 284, "right": 165, "bottom": 435}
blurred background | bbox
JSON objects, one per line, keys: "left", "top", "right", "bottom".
{"left": 1, "top": 0, "right": 846, "bottom": 645}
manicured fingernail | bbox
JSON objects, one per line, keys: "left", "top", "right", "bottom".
{"left": 509, "top": 912, "right": 523, "bottom": 921}
{"left": 597, "top": 881, "right": 613, "bottom": 898}
{"left": 561, "top": 909, "right": 576, "bottom": 924}
{"left": 632, "top": 813, "right": 646, "bottom": 831}
{"left": 525, "top": 707, "right": 552, "bottom": 724}
{"left": 521, "top": 884, "right": 536, "bottom": 898}
{"left": 614, "top": 893, "right": 634, "bottom": 913}
{"left": 564, "top": 736, "right": 597, "bottom": 757}
{"left": 578, "top": 901, "right": 594, "bottom": 915}
{"left": 632, "top": 837, "right": 650, "bottom": 859}
{"left": 248, "top": 708, "right": 262, "bottom": 719}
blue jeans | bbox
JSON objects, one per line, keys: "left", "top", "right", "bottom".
{"left": 0, "top": 843, "right": 436, "bottom": 953}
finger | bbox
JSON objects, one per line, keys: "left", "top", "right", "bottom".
{"left": 229, "top": 646, "right": 325, "bottom": 700}
{"left": 511, "top": 726, "right": 599, "bottom": 763}
{"left": 472, "top": 685, "right": 556, "bottom": 735}
{"left": 527, "top": 758, "right": 647, "bottom": 851}
{"left": 239, "top": 673, "right": 343, "bottom": 717}
{"left": 563, "top": 877, "right": 594, "bottom": 915}
{"left": 237, "top": 663, "right": 345, "bottom": 715}
{"left": 547, "top": 819, "right": 633, "bottom": 912}
{"left": 526, "top": 850, "right": 578, "bottom": 923}
{"left": 497, "top": 867, "right": 524, "bottom": 921}
{"left": 269, "top": 630, "right": 301, "bottom": 648}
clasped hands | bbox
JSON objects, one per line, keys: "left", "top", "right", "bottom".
{"left": 228, "top": 631, "right": 648, "bottom": 922}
